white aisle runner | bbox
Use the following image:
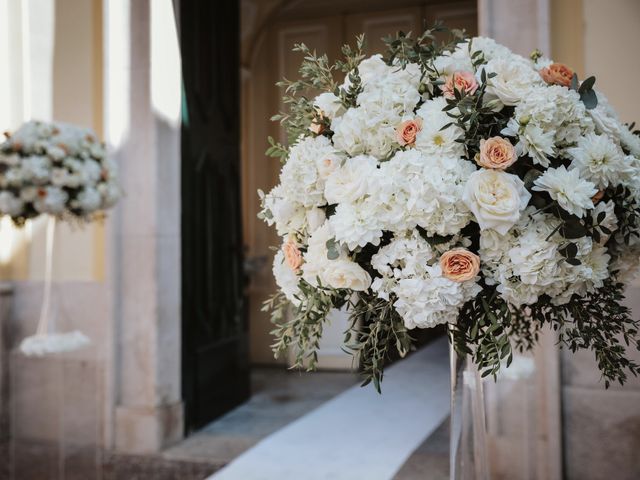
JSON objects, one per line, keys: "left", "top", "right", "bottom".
{"left": 209, "top": 337, "right": 450, "bottom": 480}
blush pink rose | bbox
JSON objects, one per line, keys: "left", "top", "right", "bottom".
{"left": 396, "top": 118, "right": 423, "bottom": 146}
{"left": 441, "top": 71, "right": 478, "bottom": 98}
{"left": 440, "top": 248, "right": 481, "bottom": 282}
{"left": 477, "top": 137, "right": 517, "bottom": 170}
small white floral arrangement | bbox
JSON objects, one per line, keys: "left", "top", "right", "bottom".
{"left": 0, "top": 120, "right": 120, "bottom": 224}
{"left": 260, "top": 25, "right": 640, "bottom": 390}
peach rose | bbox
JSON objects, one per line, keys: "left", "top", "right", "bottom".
{"left": 440, "top": 248, "right": 481, "bottom": 282}
{"left": 477, "top": 137, "right": 517, "bottom": 170}
{"left": 309, "top": 121, "right": 325, "bottom": 135}
{"left": 396, "top": 118, "right": 423, "bottom": 146}
{"left": 442, "top": 71, "right": 478, "bottom": 98}
{"left": 283, "top": 238, "right": 303, "bottom": 272}
{"left": 592, "top": 190, "right": 605, "bottom": 204}
{"left": 540, "top": 63, "right": 574, "bottom": 87}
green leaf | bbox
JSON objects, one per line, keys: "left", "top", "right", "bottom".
{"left": 326, "top": 238, "right": 340, "bottom": 260}
{"left": 570, "top": 73, "right": 579, "bottom": 91}
{"left": 579, "top": 75, "right": 596, "bottom": 93}
{"left": 581, "top": 90, "right": 598, "bottom": 109}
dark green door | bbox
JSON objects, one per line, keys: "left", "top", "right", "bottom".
{"left": 179, "top": 0, "right": 249, "bottom": 433}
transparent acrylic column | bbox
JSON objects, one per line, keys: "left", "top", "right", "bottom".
{"left": 449, "top": 340, "right": 489, "bottom": 480}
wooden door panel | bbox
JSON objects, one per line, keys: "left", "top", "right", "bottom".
{"left": 345, "top": 8, "right": 423, "bottom": 55}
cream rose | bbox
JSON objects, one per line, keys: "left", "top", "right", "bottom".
{"left": 462, "top": 169, "right": 531, "bottom": 235}
{"left": 396, "top": 118, "right": 423, "bottom": 146}
{"left": 477, "top": 137, "right": 517, "bottom": 169}
{"left": 323, "top": 259, "right": 372, "bottom": 291}
{"left": 440, "top": 248, "right": 481, "bottom": 282}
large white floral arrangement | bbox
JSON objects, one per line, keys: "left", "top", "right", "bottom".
{"left": 0, "top": 120, "right": 120, "bottom": 224}
{"left": 260, "top": 26, "right": 640, "bottom": 389}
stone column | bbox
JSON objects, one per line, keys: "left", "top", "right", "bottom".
{"left": 478, "top": 0, "right": 550, "bottom": 56}
{"left": 104, "top": 0, "right": 183, "bottom": 453}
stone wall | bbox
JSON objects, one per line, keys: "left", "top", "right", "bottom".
{"left": 561, "top": 292, "right": 640, "bottom": 479}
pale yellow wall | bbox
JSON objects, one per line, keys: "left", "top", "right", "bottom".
{"left": 0, "top": 0, "right": 105, "bottom": 282}
{"left": 552, "top": 0, "right": 640, "bottom": 123}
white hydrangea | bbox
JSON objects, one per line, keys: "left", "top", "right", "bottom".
{"left": 532, "top": 166, "right": 597, "bottom": 217}
{"left": 324, "top": 155, "right": 378, "bottom": 204}
{"left": 331, "top": 105, "right": 399, "bottom": 160}
{"left": 567, "top": 133, "right": 634, "bottom": 188}
{"left": 280, "top": 135, "right": 341, "bottom": 207}
{"left": 328, "top": 200, "right": 384, "bottom": 250}
{"left": 377, "top": 150, "right": 476, "bottom": 236}
{"left": 357, "top": 55, "right": 422, "bottom": 111}
{"left": 371, "top": 230, "right": 481, "bottom": 329}
{"left": 480, "top": 209, "right": 610, "bottom": 306}
{"left": 333, "top": 57, "right": 421, "bottom": 160}
{"left": 470, "top": 36, "right": 513, "bottom": 61}
{"left": 259, "top": 184, "right": 306, "bottom": 236}
{"left": 502, "top": 85, "right": 594, "bottom": 166}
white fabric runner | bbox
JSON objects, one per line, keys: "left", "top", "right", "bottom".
{"left": 209, "top": 337, "right": 450, "bottom": 480}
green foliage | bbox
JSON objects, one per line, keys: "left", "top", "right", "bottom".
{"left": 344, "top": 293, "right": 413, "bottom": 393}
{"left": 569, "top": 73, "right": 598, "bottom": 109}
{"left": 264, "top": 136, "right": 288, "bottom": 162}
{"left": 266, "top": 280, "right": 348, "bottom": 371}
{"left": 272, "top": 36, "right": 367, "bottom": 144}
{"left": 382, "top": 22, "right": 465, "bottom": 71}
{"left": 452, "top": 280, "right": 640, "bottom": 387}
{"left": 439, "top": 68, "right": 512, "bottom": 156}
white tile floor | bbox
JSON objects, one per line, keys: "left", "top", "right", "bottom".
{"left": 209, "top": 338, "right": 450, "bottom": 480}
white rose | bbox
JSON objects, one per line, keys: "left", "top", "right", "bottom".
{"left": 323, "top": 259, "right": 372, "bottom": 291}
{"left": 324, "top": 155, "right": 377, "bottom": 204}
{"left": 482, "top": 57, "right": 543, "bottom": 106}
{"left": 463, "top": 169, "right": 531, "bottom": 235}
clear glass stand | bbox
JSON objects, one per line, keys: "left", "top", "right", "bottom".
{"left": 449, "top": 335, "right": 490, "bottom": 480}
{"left": 19, "top": 216, "right": 90, "bottom": 356}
